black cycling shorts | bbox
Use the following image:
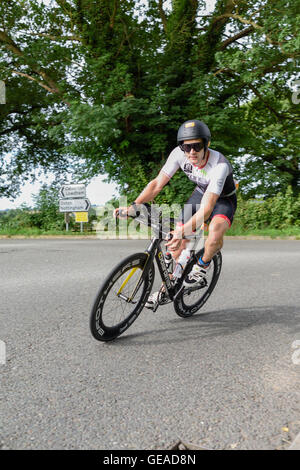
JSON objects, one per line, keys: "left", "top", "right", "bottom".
{"left": 178, "top": 188, "right": 237, "bottom": 228}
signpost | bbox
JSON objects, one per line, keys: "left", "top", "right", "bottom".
{"left": 59, "top": 198, "right": 90, "bottom": 213}
{"left": 75, "top": 212, "right": 89, "bottom": 223}
{"left": 59, "top": 184, "right": 86, "bottom": 199}
{"left": 59, "top": 184, "right": 90, "bottom": 232}
{"left": 75, "top": 211, "right": 89, "bottom": 232}
{"left": 64, "top": 212, "right": 70, "bottom": 232}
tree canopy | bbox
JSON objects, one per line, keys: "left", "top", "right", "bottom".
{"left": 0, "top": 0, "right": 299, "bottom": 201}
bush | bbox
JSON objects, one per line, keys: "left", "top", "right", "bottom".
{"left": 232, "top": 186, "right": 300, "bottom": 231}
{"left": 0, "top": 183, "right": 298, "bottom": 235}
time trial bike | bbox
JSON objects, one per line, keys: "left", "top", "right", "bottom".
{"left": 90, "top": 203, "right": 222, "bottom": 342}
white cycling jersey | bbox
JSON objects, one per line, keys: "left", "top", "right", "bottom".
{"left": 161, "top": 147, "right": 236, "bottom": 197}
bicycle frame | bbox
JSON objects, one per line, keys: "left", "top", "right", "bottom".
{"left": 116, "top": 203, "right": 204, "bottom": 305}
{"left": 146, "top": 236, "right": 203, "bottom": 302}
{"left": 90, "top": 204, "right": 223, "bottom": 342}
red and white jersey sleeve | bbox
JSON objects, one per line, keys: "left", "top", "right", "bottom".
{"left": 161, "top": 147, "right": 236, "bottom": 197}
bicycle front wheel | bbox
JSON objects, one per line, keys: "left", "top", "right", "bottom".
{"left": 174, "top": 248, "right": 222, "bottom": 318}
{"left": 90, "top": 252, "right": 155, "bottom": 341}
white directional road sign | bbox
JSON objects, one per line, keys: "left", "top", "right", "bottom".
{"left": 59, "top": 198, "right": 90, "bottom": 212}
{"left": 59, "top": 184, "right": 86, "bottom": 199}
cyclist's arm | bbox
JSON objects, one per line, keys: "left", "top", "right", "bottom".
{"left": 134, "top": 147, "right": 182, "bottom": 205}
{"left": 179, "top": 164, "right": 229, "bottom": 234}
{"left": 166, "top": 192, "right": 218, "bottom": 249}
{"left": 116, "top": 149, "right": 180, "bottom": 217}
{"left": 177, "top": 192, "right": 219, "bottom": 236}
{"left": 134, "top": 170, "right": 171, "bottom": 205}
{"left": 134, "top": 148, "right": 182, "bottom": 205}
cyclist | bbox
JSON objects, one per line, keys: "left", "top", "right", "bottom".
{"left": 115, "top": 119, "right": 237, "bottom": 309}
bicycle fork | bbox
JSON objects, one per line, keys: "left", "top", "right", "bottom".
{"left": 116, "top": 252, "right": 153, "bottom": 304}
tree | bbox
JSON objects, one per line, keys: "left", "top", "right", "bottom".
{"left": 0, "top": 0, "right": 299, "bottom": 200}
{"left": 31, "top": 182, "right": 65, "bottom": 230}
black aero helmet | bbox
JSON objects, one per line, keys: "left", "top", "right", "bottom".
{"left": 177, "top": 119, "right": 211, "bottom": 151}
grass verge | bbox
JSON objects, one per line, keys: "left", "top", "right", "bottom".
{"left": 0, "top": 228, "right": 97, "bottom": 237}
{"left": 226, "top": 226, "right": 300, "bottom": 239}
{"left": 0, "top": 226, "right": 299, "bottom": 239}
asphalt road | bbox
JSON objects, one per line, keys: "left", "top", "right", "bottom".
{"left": 0, "top": 238, "right": 299, "bottom": 450}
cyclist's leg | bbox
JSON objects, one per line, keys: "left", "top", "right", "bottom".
{"left": 171, "top": 188, "right": 202, "bottom": 261}
{"left": 202, "top": 195, "right": 237, "bottom": 263}
{"left": 145, "top": 189, "right": 202, "bottom": 308}
{"left": 184, "top": 196, "right": 236, "bottom": 286}
{"left": 202, "top": 216, "right": 230, "bottom": 262}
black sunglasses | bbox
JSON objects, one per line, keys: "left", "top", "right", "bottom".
{"left": 180, "top": 142, "right": 204, "bottom": 153}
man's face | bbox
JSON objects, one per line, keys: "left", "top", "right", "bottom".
{"left": 183, "top": 139, "right": 205, "bottom": 165}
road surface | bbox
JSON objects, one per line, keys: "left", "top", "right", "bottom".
{"left": 0, "top": 238, "right": 299, "bottom": 450}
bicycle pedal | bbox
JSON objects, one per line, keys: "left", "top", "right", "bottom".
{"left": 159, "top": 297, "right": 172, "bottom": 305}
{"left": 151, "top": 294, "right": 171, "bottom": 311}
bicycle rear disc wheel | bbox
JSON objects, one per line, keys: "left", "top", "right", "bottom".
{"left": 174, "top": 248, "right": 222, "bottom": 318}
{"left": 90, "top": 252, "right": 154, "bottom": 341}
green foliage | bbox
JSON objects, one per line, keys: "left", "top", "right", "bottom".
{"left": 0, "top": 181, "right": 100, "bottom": 233}
{"left": 0, "top": 184, "right": 65, "bottom": 231}
{"left": 0, "top": 204, "right": 33, "bottom": 231}
{"left": 232, "top": 186, "right": 300, "bottom": 231}
{"left": 0, "top": 0, "right": 299, "bottom": 200}
{"left": 0, "top": 184, "right": 299, "bottom": 234}
{"left": 31, "top": 183, "right": 65, "bottom": 231}
{"left": 154, "top": 172, "right": 195, "bottom": 207}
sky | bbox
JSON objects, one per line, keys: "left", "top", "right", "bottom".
{"left": 0, "top": 174, "right": 119, "bottom": 210}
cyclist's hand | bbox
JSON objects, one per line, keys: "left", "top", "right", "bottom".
{"left": 165, "top": 229, "right": 182, "bottom": 251}
{"left": 114, "top": 207, "right": 131, "bottom": 219}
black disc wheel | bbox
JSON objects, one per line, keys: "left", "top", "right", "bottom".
{"left": 90, "top": 253, "right": 155, "bottom": 341}
{"left": 174, "top": 248, "right": 222, "bottom": 318}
